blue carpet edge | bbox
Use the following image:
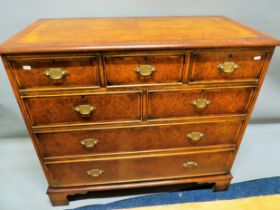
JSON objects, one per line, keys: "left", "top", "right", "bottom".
{"left": 71, "top": 176, "right": 280, "bottom": 210}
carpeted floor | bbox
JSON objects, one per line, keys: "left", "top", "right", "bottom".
{"left": 127, "top": 195, "right": 280, "bottom": 210}
{"left": 72, "top": 176, "right": 280, "bottom": 210}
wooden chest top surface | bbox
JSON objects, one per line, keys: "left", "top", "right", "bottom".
{"left": 0, "top": 16, "right": 279, "bottom": 54}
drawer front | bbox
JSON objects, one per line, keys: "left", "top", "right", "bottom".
{"left": 37, "top": 120, "right": 242, "bottom": 158}
{"left": 148, "top": 88, "right": 254, "bottom": 119}
{"left": 46, "top": 150, "right": 233, "bottom": 187}
{"left": 104, "top": 54, "right": 185, "bottom": 86}
{"left": 11, "top": 56, "right": 100, "bottom": 89}
{"left": 189, "top": 51, "right": 267, "bottom": 83}
{"left": 24, "top": 92, "right": 141, "bottom": 126}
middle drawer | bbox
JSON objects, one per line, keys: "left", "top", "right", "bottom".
{"left": 23, "top": 87, "right": 254, "bottom": 127}
{"left": 36, "top": 120, "right": 242, "bottom": 158}
{"left": 23, "top": 91, "right": 142, "bottom": 126}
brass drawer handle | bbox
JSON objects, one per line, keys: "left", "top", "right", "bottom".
{"left": 191, "top": 98, "right": 211, "bottom": 109}
{"left": 74, "top": 104, "right": 95, "bottom": 117}
{"left": 80, "top": 138, "right": 99, "bottom": 149}
{"left": 86, "top": 169, "right": 104, "bottom": 178}
{"left": 186, "top": 132, "right": 204, "bottom": 142}
{"left": 217, "top": 61, "right": 239, "bottom": 73}
{"left": 135, "top": 64, "right": 156, "bottom": 76}
{"left": 44, "top": 67, "right": 68, "bottom": 80}
{"left": 182, "top": 161, "right": 198, "bottom": 169}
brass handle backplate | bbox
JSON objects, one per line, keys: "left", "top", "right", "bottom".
{"left": 191, "top": 98, "right": 211, "bottom": 109}
{"left": 182, "top": 161, "right": 198, "bottom": 169}
{"left": 135, "top": 64, "right": 156, "bottom": 76}
{"left": 74, "top": 104, "right": 95, "bottom": 117}
{"left": 44, "top": 67, "right": 68, "bottom": 80}
{"left": 80, "top": 138, "right": 99, "bottom": 149}
{"left": 86, "top": 169, "right": 104, "bottom": 178}
{"left": 217, "top": 61, "right": 239, "bottom": 73}
{"left": 186, "top": 132, "right": 204, "bottom": 142}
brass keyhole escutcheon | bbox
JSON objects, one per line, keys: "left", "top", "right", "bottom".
{"left": 135, "top": 64, "right": 156, "bottom": 76}
{"left": 186, "top": 132, "right": 204, "bottom": 142}
{"left": 86, "top": 169, "right": 104, "bottom": 178}
{"left": 217, "top": 61, "right": 239, "bottom": 73}
{"left": 44, "top": 67, "right": 68, "bottom": 80}
{"left": 191, "top": 98, "right": 211, "bottom": 109}
{"left": 182, "top": 161, "right": 198, "bottom": 169}
{"left": 74, "top": 104, "right": 95, "bottom": 117}
{"left": 80, "top": 138, "right": 99, "bottom": 149}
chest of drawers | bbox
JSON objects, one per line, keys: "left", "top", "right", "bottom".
{"left": 1, "top": 16, "right": 279, "bottom": 206}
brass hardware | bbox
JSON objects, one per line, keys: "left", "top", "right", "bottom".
{"left": 182, "top": 161, "right": 198, "bottom": 169}
{"left": 217, "top": 61, "right": 239, "bottom": 73}
{"left": 80, "top": 138, "right": 99, "bottom": 149}
{"left": 186, "top": 132, "right": 204, "bottom": 142}
{"left": 74, "top": 104, "right": 95, "bottom": 117}
{"left": 86, "top": 169, "right": 104, "bottom": 178}
{"left": 191, "top": 98, "right": 211, "bottom": 109}
{"left": 44, "top": 67, "right": 68, "bottom": 80}
{"left": 135, "top": 64, "right": 156, "bottom": 76}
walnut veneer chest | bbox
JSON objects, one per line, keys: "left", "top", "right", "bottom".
{"left": 0, "top": 16, "right": 279, "bottom": 206}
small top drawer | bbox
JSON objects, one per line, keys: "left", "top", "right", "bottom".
{"left": 104, "top": 53, "right": 185, "bottom": 87}
{"left": 10, "top": 55, "right": 100, "bottom": 90}
{"left": 189, "top": 50, "right": 268, "bottom": 84}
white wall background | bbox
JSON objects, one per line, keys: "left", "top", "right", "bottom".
{"left": 0, "top": 0, "right": 280, "bottom": 138}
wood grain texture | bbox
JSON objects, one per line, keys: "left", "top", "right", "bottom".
{"left": 189, "top": 50, "right": 268, "bottom": 84}
{"left": 36, "top": 120, "right": 242, "bottom": 158}
{"left": 148, "top": 87, "right": 254, "bottom": 119}
{"left": 23, "top": 92, "right": 142, "bottom": 126}
{"left": 10, "top": 55, "right": 100, "bottom": 90}
{"left": 0, "top": 16, "right": 279, "bottom": 54}
{"left": 46, "top": 149, "right": 233, "bottom": 187}
{"left": 104, "top": 54, "right": 185, "bottom": 86}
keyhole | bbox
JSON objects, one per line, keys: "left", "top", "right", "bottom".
{"left": 81, "top": 96, "right": 87, "bottom": 103}
{"left": 144, "top": 56, "right": 148, "bottom": 63}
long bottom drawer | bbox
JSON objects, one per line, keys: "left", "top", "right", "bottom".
{"left": 46, "top": 149, "right": 233, "bottom": 187}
